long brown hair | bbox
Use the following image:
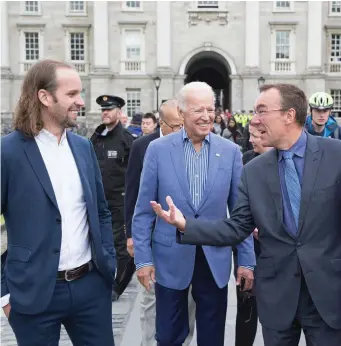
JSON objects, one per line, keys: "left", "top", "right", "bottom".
{"left": 14, "top": 59, "right": 74, "bottom": 137}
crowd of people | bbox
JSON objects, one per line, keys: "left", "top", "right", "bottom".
{"left": 1, "top": 58, "right": 341, "bottom": 346}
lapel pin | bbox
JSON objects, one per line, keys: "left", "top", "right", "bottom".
{"left": 216, "top": 153, "right": 220, "bottom": 157}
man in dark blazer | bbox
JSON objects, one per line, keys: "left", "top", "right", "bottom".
{"left": 124, "top": 100, "right": 195, "bottom": 346}
{"left": 151, "top": 84, "right": 341, "bottom": 346}
{"left": 1, "top": 60, "right": 116, "bottom": 346}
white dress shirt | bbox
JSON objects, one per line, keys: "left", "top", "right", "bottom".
{"left": 1, "top": 129, "right": 91, "bottom": 307}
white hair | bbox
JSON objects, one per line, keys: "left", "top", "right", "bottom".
{"left": 176, "top": 82, "right": 215, "bottom": 111}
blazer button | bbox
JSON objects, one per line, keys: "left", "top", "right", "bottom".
{"left": 296, "top": 242, "right": 302, "bottom": 248}
{"left": 56, "top": 217, "right": 61, "bottom": 224}
{"left": 53, "top": 249, "right": 60, "bottom": 254}
{"left": 195, "top": 214, "right": 199, "bottom": 219}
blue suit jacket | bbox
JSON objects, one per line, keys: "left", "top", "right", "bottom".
{"left": 132, "top": 130, "right": 255, "bottom": 289}
{"left": 1, "top": 130, "right": 115, "bottom": 315}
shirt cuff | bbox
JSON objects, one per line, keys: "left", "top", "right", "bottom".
{"left": 240, "top": 265, "right": 254, "bottom": 271}
{"left": 136, "top": 262, "right": 153, "bottom": 271}
{"left": 1, "top": 294, "right": 10, "bottom": 308}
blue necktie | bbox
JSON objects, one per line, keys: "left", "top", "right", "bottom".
{"left": 283, "top": 151, "right": 301, "bottom": 231}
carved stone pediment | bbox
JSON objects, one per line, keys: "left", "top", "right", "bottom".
{"left": 188, "top": 10, "right": 228, "bottom": 27}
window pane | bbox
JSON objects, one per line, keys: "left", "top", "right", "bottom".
{"left": 197, "top": 1, "right": 219, "bottom": 8}
{"left": 24, "top": 32, "right": 39, "bottom": 60}
{"left": 275, "top": 31, "right": 290, "bottom": 59}
{"left": 275, "top": 1, "right": 290, "bottom": 8}
{"left": 70, "top": 32, "right": 85, "bottom": 61}
{"left": 330, "top": 34, "right": 341, "bottom": 62}
{"left": 69, "top": 1, "right": 85, "bottom": 12}
{"left": 331, "top": 1, "right": 341, "bottom": 13}
{"left": 126, "top": 90, "right": 141, "bottom": 117}
{"left": 331, "top": 90, "right": 341, "bottom": 111}
{"left": 126, "top": 1, "right": 140, "bottom": 8}
{"left": 25, "top": 1, "right": 39, "bottom": 12}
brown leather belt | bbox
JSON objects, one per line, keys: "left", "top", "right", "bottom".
{"left": 57, "top": 261, "right": 93, "bottom": 282}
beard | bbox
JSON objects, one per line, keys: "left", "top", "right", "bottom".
{"left": 51, "top": 98, "right": 78, "bottom": 129}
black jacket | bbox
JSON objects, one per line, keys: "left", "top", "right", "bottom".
{"left": 124, "top": 130, "right": 160, "bottom": 238}
{"left": 90, "top": 122, "right": 134, "bottom": 207}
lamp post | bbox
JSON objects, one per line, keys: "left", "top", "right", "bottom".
{"left": 153, "top": 76, "right": 162, "bottom": 110}
{"left": 257, "top": 76, "right": 265, "bottom": 90}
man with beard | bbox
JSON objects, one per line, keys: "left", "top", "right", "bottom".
{"left": 1, "top": 59, "right": 116, "bottom": 345}
{"left": 90, "top": 95, "right": 136, "bottom": 300}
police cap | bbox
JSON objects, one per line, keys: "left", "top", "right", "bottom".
{"left": 96, "top": 95, "right": 125, "bottom": 110}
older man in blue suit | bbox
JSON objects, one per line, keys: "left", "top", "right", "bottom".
{"left": 1, "top": 60, "right": 115, "bottom": 346}
{"left": 132, "top": 82, "right": 256, "bottom": 346}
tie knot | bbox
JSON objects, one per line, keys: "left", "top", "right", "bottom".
{"left": 283, "top": 151, "right": 294, "bottom": 160}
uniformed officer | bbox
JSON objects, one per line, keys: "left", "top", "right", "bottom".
{"left": 90, "top": 95, "right": 136, "bottom": 300}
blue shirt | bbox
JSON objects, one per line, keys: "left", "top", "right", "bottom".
{"left": 183, "top": 129, "right": 210, "bottom": 209}
{"left": 278, "top": 131, "right": 307, "bottom": 235}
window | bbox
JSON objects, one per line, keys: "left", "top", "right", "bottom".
{"left": 273, "top": 1, "right": 293, "bottom": 11}
{"left": 67, "top": 1, "right": 86, "bottom": 15}
{"left": 120, "top": 27, "right": 146, "bottom": 73}
{"left": 70, "top": 32, "right": 85, "bottom": 61}
{"left": 270, "top": 26, "right": 296, "bottom": 73}
{"left": 197, "top": 1, "right": 218, "bottom": 8}
{"left": 328, "top": 33, "right": 341, "bottom": 73}
{"left": 22, "top": 1, "right": 41, "bottom": 15}
{"left": 330, "top": 1, "right": 341, "bottom": 15}
{"left": 79, "top": 89, "right": 86, "bottom": 117}
{"left": 126, "top": 89, "right": 141, "bottom": 117}
{"left": 25, "top": 32, "right": 40, "bottom": 61}
{"left": 67, "top": 31, "right": 88, "bottom": 74}
{"left": 123, "top": 1, "right": 142, "bottom": 11}
{"left": 331, "top": 90, "right": 341, "bottom": 117}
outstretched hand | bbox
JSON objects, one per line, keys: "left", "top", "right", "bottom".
{"left": 150, "top": 196, "right": 186, "bottom": 231}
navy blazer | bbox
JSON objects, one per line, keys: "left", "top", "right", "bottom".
{"left": 1, "top": 130, "right": 115, "bottom": 315}
{"left": 124, "top": 130, "right": 160, "bottom": 238}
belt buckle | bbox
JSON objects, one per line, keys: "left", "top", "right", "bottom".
{"left": 64, "top": 269, "right": 74, "bottom": 282}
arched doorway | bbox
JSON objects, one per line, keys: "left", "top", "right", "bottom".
{"left": 182, "top": 51, "right": 232, "bottom": 111}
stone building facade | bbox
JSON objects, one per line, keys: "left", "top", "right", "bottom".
{"left": 1, "top": 1, "right": 341, "bottom": 136}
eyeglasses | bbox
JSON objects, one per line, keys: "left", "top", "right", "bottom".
{"left": 161, "top": 119, "right": 183, "bottom": 132}
{"left": 253, "top": 108, "right": 288, "bottom": 116}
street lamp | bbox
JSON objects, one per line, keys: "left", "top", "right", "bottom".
{"left": 153, "top": 76, "right": 162, "bottom": 110}
{"left": 257, "top": 76, "right": 266, "bottom": 89}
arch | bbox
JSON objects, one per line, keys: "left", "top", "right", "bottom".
{"left": 178, "top": 45, "right": 237, "bottom": 76}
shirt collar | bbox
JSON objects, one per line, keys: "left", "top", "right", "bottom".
{"left": 36, "top": 128, "right": 68, "bottom": 146}
{"left": 182, "top": 128, "right": 210, "bottom": 143}
{"left": 278, "top": 130, "right": 307, "bottom": 161}
{"left": 159, "top": 128, "right": 164, "bottom": 137}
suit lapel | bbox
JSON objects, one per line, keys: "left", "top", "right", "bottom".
{"left": 197, "top": 135, "right": 222, "bottom": 212}
{"left": 170, "top": 132, "right": 196, "bottom": 212}
{"left": 298, "top": 135, "right": 321, "bottom": 234}
{"left": 67, "top": 132, "right": 93, "bottom": 204}
{"left": 265, "top": 149, "right": 284, "bottom": 224}
{"left": 23, "top": 136, "right": 59, "bottom": 210}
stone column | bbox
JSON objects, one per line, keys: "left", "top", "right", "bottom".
{"left": 156, "top": 1, "right": 171, "bottom": 70}
{"left": 306, "top": 1, "right": 322, "bottom": 72}
{"left": 1, "top": 1, "right": 10, "bottom": 71}
{"left": 244, "top": 1, "right": 260, "bottom": 71}
{"left": 93, "top": 1, "right": 109, "bottom": 70}
{"left": 230, "top": 77, "right": 243, "bottom": 112}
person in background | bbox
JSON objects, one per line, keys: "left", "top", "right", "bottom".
{"left": 213, "top": 111, "right": 226, "bottom": 136}
{"left": 241, "top": 121, "right": 253, "bottom": 153}
{"left": 233, "top": 124, "right": 272, "bottom": 346}
{"left": 225, "top": 108, "right": 232, "bottom": 120}
{"left": 305, "top": 92, "right": 341, "bottom": 140}
{"left": 141, "top": 113, "right": 158, "bottom": 136}
{"left": 127, "top": 112, "right": 143, "bottom": 138}
{"left": 120, "top": 113, "right": 129, "bottom": 128}
{"left": 223, "top": 116, "right": 243, "bottom": 145}
{"left": 90, "top": 95, "right": 136, "bottom": 301}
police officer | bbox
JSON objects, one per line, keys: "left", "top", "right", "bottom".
{"left": 90, "top": 95, "right": 136, "bottom": 300}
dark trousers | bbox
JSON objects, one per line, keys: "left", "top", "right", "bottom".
{"left": 262, "top": 274, "right": 341, "bottom": 346}
{"left": 111, "top": 206, "right": 135, "bottom": 296}
{"left": 155, "top": 246, "right": 228, "bottom": 346}
{"left": 233, "top": 246, "right": 259, "bottom": 346}
{"left": 9, "top": 268, "right": 114, "bottom": 346}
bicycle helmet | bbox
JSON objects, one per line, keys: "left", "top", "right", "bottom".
{"left": 309, "top": 92, "right": 334, "bottom": 110}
